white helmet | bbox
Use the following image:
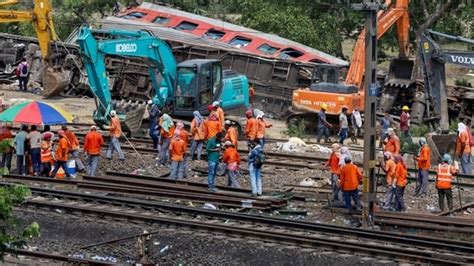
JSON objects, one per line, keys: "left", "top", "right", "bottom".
{"left": 110, "top": 110, "right": 116, "bottom": 117}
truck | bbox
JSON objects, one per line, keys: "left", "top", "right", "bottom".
{"left": 76, "top": 26, "right": 249, "bottom": 133}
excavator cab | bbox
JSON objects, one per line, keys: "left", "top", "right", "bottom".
{"left": 173, "top": 59, "right": 249, "bottom": 118}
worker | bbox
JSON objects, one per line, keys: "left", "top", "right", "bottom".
{"left": 256, "top": 111, "right": 272, "bottom": 149}
{"left": 176, "top": 122, "right": 189, "bottom": 178}
{"left": 245, "top": 110, "right": 258, "bottom": 147}
{"left": 436, "top": 154, "right": 457, "bottom": 213}
{"left": 249, "top": 83, "right": 255, "bottom": 105}
{"left": 40, "top": 132, "right": 53, "bottom": 177}
{"left": 351, "top": 107, "right": 362, "bottom": 143}
{"left": 415, "top": 137, "right": 431, "bottom": 197}
{"left": 393, "top": 155, "right": 408, "bottom": 212}
{"left": 169, "top": 133, "right": 186, "bottom": 180}
{"left": 26, "top": 125, "right": 42, "bottom": 176}
{"left": 62, "top": 125, "right": 85, "bottom": 173}
{"left": 147, "top": 100, "right": 161, "bottom": 149}
{"left": 83, "top": 125, "right": 104, "bottom": 177}
{"left": 16, "top": 57, "right": 29, "bottom": 92}
{"left": 339, "top": 107, "right": 349, "bottom": 145}
{"left": 224, "top": 120, "right": 238, "bottom": 149}
{"left": 14, "top": 125, "right": 28, "bottom": 175}
{"left": 207, "top": 132, "right": 222, "bottom": 192}
{"left": 189, "top": 111, "right": 205, "bottom": 161}
{"left": 378, "top": 111, "right": 393, "bottom": 148}
{"left": 400, "top": 105, "right": 411, "bottom": 140}
{"left": 204, "top": 112, "right": 222, "bottom": 140}
{"left": 323, "top": 143, "right": 342, "bottom": 201}
{"left": 383, "top": 128, "right": 400, "bottom": 155}
{"left": 339, "top": 157, "right": 363, "bottom": 211}
{"left": 455, "top": 122, "right": 472, "bottom": 174}
{"left": 158, "top": 114, "right": 175, "bottom": 166}
{"left": 50, "top": 130, "right": 71, "bottom": 179}
{"left": 380, "top": 152, "right": 396, "bottom": 210}
{"left": 465, "top": 120, "right": 474, "bottom": 160}
{"left": 317, "top": 103, "right": 332, "bottom": 143}
{"left": 223, "top": 140, "right": 241, "bottom": 188}
{"left": 248, "top": 142, "right": 264, "bottom": 196}
{"left": 106, "top": 110, "right": 125, "bottom": 161}
{"left": 213, "top": 101, "right": 225, "bottom": 126}
{"left": 0, "top": 124, "right": 14, "bottom": 174}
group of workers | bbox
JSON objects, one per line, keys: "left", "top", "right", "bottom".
{"left": 149, "top": 100, "right": 271, "bottom": 196}
{"left": 0, "top": 110, "right": 124, "bottom": 179}
{"left": 324, "top": 118, "right": 472, "bottom": 214}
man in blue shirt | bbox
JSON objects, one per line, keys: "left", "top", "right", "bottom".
{"left": 379, "top": 111, "right": 393, "bottom": 148}
{"left": 206, "top": 132, "right": 222, "bottom": 192}
{"left": 317, "top": 103, "right": 333, "bottom": 143}
{"left": 14, "top": 125, "right": 28, "bottom": 175}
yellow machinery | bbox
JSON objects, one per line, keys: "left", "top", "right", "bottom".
{"left": 0, "top": 0, "right": 68, "bottom": 96}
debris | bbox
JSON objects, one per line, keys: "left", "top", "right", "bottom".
{"left": 299, "top": 177, "right": 316, "bottom": 187}
{"left": 91, "top": 255, "right": 118, "bottom": 263}
{"left": 202, "top": 203, "right": 217, "bottom": 210}
{"left": 426, "top": 205, "right": 436, "bottom": 212}
{"left": 160, "top": 245, "right": 171, "bottom": 253}
{"left": 54, "top": 209, "right": 63, "bottom": 214}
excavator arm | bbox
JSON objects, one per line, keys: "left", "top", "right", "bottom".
{"left": 76, "top": 26, "right": 177, "bottom": 127}
{"left": 0, "top": 0, "right": 57, "bottom": 60}
{"left": 345, "top": 0, "right": 410, "bottom": 88}
{"left": 420, "top": 30, "right": 474, "bottom": 132}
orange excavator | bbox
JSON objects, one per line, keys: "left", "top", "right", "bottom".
{"left": 0, "top": 0, "right": 68, "bottom": 96}
{"left": 289, "top": 0, "right": 412, "bottom": 126}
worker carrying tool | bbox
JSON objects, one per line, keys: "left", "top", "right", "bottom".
{"left": 415, "top": 137, "right": 431, "bottom": 197}
{"left": 436, "top": 154, "right": 457, "bottom": 214}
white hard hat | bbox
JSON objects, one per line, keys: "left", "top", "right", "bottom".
{"left": 147, "top": 100, "right": 153, "bottom": 105}
{"left": 224, "top": 120, "right": 231, "bottom": 125}
{"left": 212, "top": 101, "right": 220, "bottom": 107}
{"left": 110, "top": 110, "right": 116, "bottom": 116}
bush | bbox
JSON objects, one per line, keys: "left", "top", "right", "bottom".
{"left": 449, "top": 119, "right": 459, "bottom": 133}
{"left": 410, "top": 125, "right": 429, "bottom": 137}
{"left": 282, "top": 119, "right": 306, "bottom": 139}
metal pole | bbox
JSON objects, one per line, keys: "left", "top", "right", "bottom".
{"left": 352, "top": 0, "right": 382, "bottom": 228}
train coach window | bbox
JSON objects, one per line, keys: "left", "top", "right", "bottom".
{"left": 175, "top": 21, "right": 198, "bottom": 31}
{"left": 279, "top": 48, "right": 304, "bottom": 59}
{"left": 229, "top": 36, "right": 252, "bottom": 48}
{"left": 153, "top": 16, "right": 170, "bottom": 25}
{"left": 257, "top": 44, "right": 279, "bottom": 55}
{"left": 121, "top": 12, "right": 146, "bottom": 19}
{"left": 204, "top": 29, "right": 225, "bottom": 40}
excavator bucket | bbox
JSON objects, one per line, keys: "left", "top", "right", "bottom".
{"left": 379, "top": 58, "right": 415, "bottom": 113}
{"left": 426, "top": 133, "right": 457, "bottom": 165}
{"left": 41, "top": 66, "right": 70, "bottom": 97}
{"left": 385, "top": 58, "right": 415, "bottom": 88}
{"left": 123, "top": 106, "right": 146, "bottom": 133}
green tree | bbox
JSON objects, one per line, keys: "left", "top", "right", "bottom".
{"left": 0, "top": 185, "right": 40, "bottom": 260}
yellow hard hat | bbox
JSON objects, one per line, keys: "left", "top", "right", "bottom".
{"left": 402, "top": 105, "right": 409, "bottom": 111}
{"left": 320, "top": 103, "right": 328, "bottom": 110}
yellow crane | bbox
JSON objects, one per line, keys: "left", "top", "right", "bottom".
{"left": 0, "top": 0, "right": 68, "bottom": 96}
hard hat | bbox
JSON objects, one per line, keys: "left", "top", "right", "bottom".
{"left": 147, "top": 100, "right": 153, "bottom": 105}
{"left": 442, "top": 153, "right": 452, "bottom": 163}
{"left": 110, "top": 110, "right": 116, "bottom": 116}
{"left": 224, "top": 140, "right": 233, "bottom": 146}
{"left": 58, "top": 130, "right": 65, "bottom": 137}
{"left": 224, "top": 120, "right": 231, "bottom": 125}
{"left": 419, "top": 137, "right": 427, "bottom": 145}
{"left": 207, "top": 105, "right": 214, "bottom": 112}
{"left": 383, "top": 151, "right": 392, "bottom": 159}
{"left": 402, "top": 105, "right": 409, "bottom": 111}
{"left": 331, "top": 143, "right": 340, "bottom": 150}
{"left": 387, "top": 127, "right": 394, "bottom": 135}
{"left": 212, "top": 101, "right": 220, "bottom": 107}
{"left": 42, "top": 132, "right": 52, "bottom": 140}
{"left": 320, "top": 103, "right": 328, "bottom": 110}
{"left": 90, "top": 125, "right": 97, "bottom": 130}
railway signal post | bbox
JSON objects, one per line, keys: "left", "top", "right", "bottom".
{"left": 352, "top": 0, "right": 383, "bottom": 228}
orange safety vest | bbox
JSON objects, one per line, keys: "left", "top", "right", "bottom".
{"left": 40, "top": 140, "right": 52, "bottom": 163}
{"left": 436, "top": 164, "right": 454, "bottom": 189}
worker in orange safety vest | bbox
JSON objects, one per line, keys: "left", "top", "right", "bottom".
{"left": 245, "top": 110, "right": 258, "bottom": 148}
{"left": 224, "top": 120, "right": 239, "bottom": 149}
{"left": 323, "top": 143, "right": 342, "bottom": 201}
{"left": 415, "top": 137, "right": 431, "bottom": 197}
{"left": 380, "top": 151, "right": 396, "bottom": 210}
{"left": 436, "top": 154, "right": 458, "bottom": 213}
{"left": 339, "top": 157, "right": 363, "bottom": 210}
{"left": 383, "top": 128, "right": 400, "bottom": 155}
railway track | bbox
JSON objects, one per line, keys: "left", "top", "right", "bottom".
{"left": 6, "top": 248, "right": 113, "bottom": 265}
{"left": 13, "top": 183, "right": 473, "bottom": 265}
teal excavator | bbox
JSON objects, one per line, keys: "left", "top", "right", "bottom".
{"left": 76, "top": 26, "right": 249, "bottom": 132}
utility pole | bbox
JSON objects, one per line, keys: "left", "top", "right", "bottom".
{"left": 351, "top": 0, "right": 383, "bottom": 228}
